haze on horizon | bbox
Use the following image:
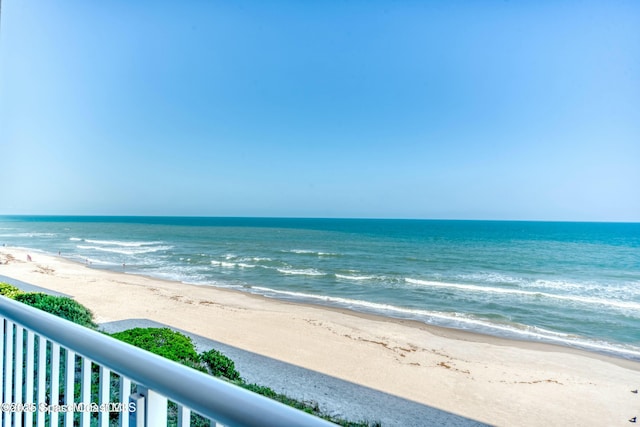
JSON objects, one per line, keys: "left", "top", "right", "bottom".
{"left": 1, "top": 1, "right": 638, "bottom": 222}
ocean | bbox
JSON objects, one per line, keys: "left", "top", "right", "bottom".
{"left": 1, "top": 216, "right": 639, "bottom": 360}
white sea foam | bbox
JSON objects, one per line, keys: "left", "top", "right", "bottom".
{"left": 211, "top": 260, "right": 236, "bottom": 268}
{"left": 407, "top": 277, "right": 537, "bottom": 295}
{"left": 277, "top": 268, "right": 326, "bottom": 276}
{"left": 84, "top": 239, "right": 163, "bottom": 247}
{"left": 459, "top": 273, "right": 616, "bottom": 294}
{"left": 76, "top": 244, "right": 172, "bottom": 255}
{"left": 405, "top": 278, "right": 640, "bottom": 311}
{"left": 150, "top": 268, "right": 209, "bottom": 285}
{"left": 247, "top": 257, "right": 274, "bottom": 264}
{"left": 287, "top": 249, "right": 338, "bottom": 256}
{"left": 335, "top": 274, "right": 375, "bottom": 281}
{"left": 458, "top": 272, "right": 523, "bottom": 285}
{"left": 237, "top": 256, "right": 272, "bottom": 264}
{"left": 531, "top": 279, "right": 592, "bottom": 292}
{"left": 0, "top": 232, "right": 57, "bottom": 238}
{"left": 237, "top": 263, "right": 257, "bottom": 268}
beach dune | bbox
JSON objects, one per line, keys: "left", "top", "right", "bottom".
{"left": 1, "top": 247, "right": 639, "bottom": 426}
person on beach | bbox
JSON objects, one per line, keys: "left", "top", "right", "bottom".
{"left": 27, "top": 254, "right": 32, "bottom": 262}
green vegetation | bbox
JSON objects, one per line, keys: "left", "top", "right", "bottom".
{"left": 0, "top": 282, "right": 25, "bottom": 298}
{"left": 109, "top": 328, "right": 243, "bottom": 381}
{"left": 1, "top": 282, "right": 96, "bottom": 328}
{"left": 110, "top": 327, "right": 201, "bottom": 365}
{"left": 14, "top": 292, "right": 98, "bottom": 329}
{"left": 199, "top": 348, "right": 242, "bottom": 381}
{"left": 0, "top": 282, "right": 379, "bottom": 426}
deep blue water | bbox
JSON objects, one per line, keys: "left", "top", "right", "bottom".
{"left": 1, "top": 216, "right": 639, "bottom": 360}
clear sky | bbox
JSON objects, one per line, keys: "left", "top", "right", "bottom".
{"left": 1, "top": 1, "right": 638, "bottom": 221}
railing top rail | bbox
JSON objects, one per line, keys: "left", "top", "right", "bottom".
{"left": 0, "top": 296, "right": 335, "bottom": 427}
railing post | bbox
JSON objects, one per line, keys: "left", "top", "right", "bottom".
{"left": 24, "top": 331, "right": 35, "bottom": 427}
{"left": 177, "top": 405, "right": 191, "bottom": 427}
{"left": 64, "top": 349, "right": 75, "bottom": 427}
{"left": 147, "top": 389, "right": 168, "bottom": 427}
{"left": 0, "top": 319, "right": 5, "bottom": 427}
{"left": 99, "top": 366, "right": 111, "bottom": 427}
{"left": 36, "top": 335, "right": 46, "bottom": 427}
{"left": 81, "top": 357, "right": 92, "bottom": 427}
{"left": 129, "top": 393, "right": 145, "bottom": 427}
{"left": 50, "top": 343, "right": 61, "bottom": 427}
{"left": 120, "top": 377, "right": 132, "bottom": 427}
{"left": 14, "top": 326, "right": 24, "bottom": 427}
{"left": 4, "top": 321, "right": 14, "bottom": 427}
{"left": 136, "top": 386, "right": 167, "bottom": 427}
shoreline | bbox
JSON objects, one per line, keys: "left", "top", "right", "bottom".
{"left": 2, "top": 246, "right": 640, "bottom": 426}
{"left": 10, "top": 244, "right": 640, "bottom": 366}
{"left": 19, "top": 245, "right": 640, "bottom": 366}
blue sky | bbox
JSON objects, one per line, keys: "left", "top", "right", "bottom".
{"left": 1, "top": 1, "right": 638, "bottom": 221}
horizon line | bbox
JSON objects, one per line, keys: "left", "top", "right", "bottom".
{"left": 1, "top": 214, "right": 638, "bottom": 225}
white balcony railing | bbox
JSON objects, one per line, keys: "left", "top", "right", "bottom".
{"left": 0, "top": 296, "right": 335, "bottom": 426}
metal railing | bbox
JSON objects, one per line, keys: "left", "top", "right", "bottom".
{"left": 0, "top": 296, "right": 335, "bottom": 426}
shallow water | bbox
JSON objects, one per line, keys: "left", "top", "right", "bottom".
{"left": 1, "top": 216, "right": 639, "bottom": 360}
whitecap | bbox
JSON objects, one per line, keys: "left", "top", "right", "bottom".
{"left": 1, "top": 232, "right": 57, "bottom": 238}
{"left": 237, "top": 263, "right": 257, "bottom": 268}
{"left": 211, "top": 260, "right": 236, "bottom": 268}
{"left": 84, "top": 239, "right": 163, "bottom": 247}
{"left": 276, "top": 268, "right": 325, "bottom": 276}
{"left": 335, "top": 274, "right": 374, "bottom": 281}
{"left": 405, "top": 278, "right": 640, "bottom": 312}
{"left": 77, "top": 244, "right": 172, "bottom": 255}
{"left": 287, "top": 249, "right": 338, "bottom": 257}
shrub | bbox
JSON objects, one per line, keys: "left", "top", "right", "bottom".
{"left": 14, "top": 293, "right": 97, "bottom": 328}
{"left": 0, "top": 282, "right": 24, "bottom": 298}
{"left": 199, "top": 348, "right": 242, "bottom": 381}
{"left": 110, "top": 328, "right": 242, "bottom": 380}
{"left": 110, "top": 327, "right": 201, "bottom": 366}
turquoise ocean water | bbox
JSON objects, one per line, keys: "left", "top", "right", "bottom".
{"left": 1, "top": 216, "right": 639, "bottom": 360}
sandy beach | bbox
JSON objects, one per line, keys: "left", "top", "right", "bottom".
{"left": 1, "top": 246, "right": 639, "bottom": 426}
